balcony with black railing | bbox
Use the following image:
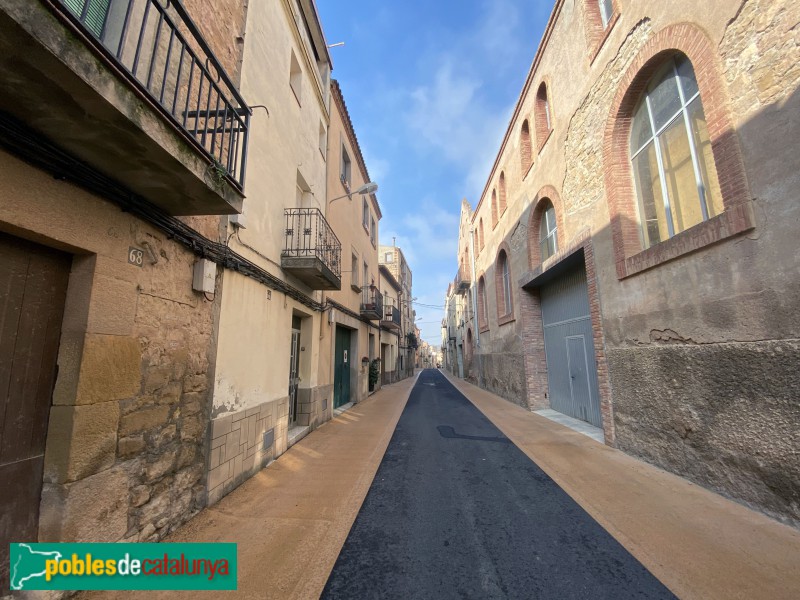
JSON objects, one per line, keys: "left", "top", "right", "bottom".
{"left": 360, "top": 286, "right": 383, "bottom": 321}
{"left": 281, "top": 208, "right": 342, "bottom": 290}
{"left": 380, "top": 303, "right": 401, "bottom": 331}
{"left": 0, "top": 0, "right": 249, "bottom": 215}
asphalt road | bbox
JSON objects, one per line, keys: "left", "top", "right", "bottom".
{"left": 322, "top": 369, "right": 675, "bottom": 599}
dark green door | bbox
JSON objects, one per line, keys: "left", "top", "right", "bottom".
{"left": 333, "top": 327, "right": 351, "bottom": 408}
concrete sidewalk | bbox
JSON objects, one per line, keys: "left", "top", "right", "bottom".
{"left": 80, "top": 375, "right": 416, "bottom": 600}
{"left": 440, "top": 370, "right": 800, "bottom": 600}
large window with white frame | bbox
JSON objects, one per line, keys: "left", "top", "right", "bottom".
{"left": 539, "top": 201, "right": 558, "bottom": 260}
{"left": 630, "top": 54, "right": 723, "bottom": 249}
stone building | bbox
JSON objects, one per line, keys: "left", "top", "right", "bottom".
{"left": 450, "top": 0, "right": 800, "bottom": 527}
{"left": 379, "top": 244, "right": 416, "bottom": 377}
{"left": 319, "top": 79, "right": 384, "bottom": 409}
{"left": 0, "top": 0, "right": 250, "bottom": 590}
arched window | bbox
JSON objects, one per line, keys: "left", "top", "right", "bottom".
{"left": 498, "top": 172, "right": 507, "bottom": 215}
{"left": 491, "top": 189, "right": 498, "bottom": 228}
{"left": 535, "top": 82, "right": 552, "bottom": 149}
{"left": 630, "top": 54, "right": 723, "bottom": 249}
{"left": 520, "top": 120, "right": 532, "bottom": 173}
{"left": 495, "top": 250, "right": 512, "bottom": 318}
{"left": 539, "top": 200, "right": 558, "bottom": 260}
{"left": 477, "top": 276, "right": 488, "bottom": 329}
{"left": 479, "top": 219, "right": 485, "bottom": 250}
{"left": 466, "top": 328, "right": 473, "bottom": 361}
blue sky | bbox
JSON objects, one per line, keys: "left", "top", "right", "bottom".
{"left": 317, "top": 0, "right": 551, "bottom": 348}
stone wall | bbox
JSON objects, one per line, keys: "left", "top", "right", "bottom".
{"left": 609, "top": 340, "right": 800, "bottom": 526}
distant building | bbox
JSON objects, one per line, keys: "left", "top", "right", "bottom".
{"left": 379, "top": 244, "right": 416, "bottom": 377}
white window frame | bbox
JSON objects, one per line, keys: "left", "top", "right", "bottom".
{"left": 630, "top": 57, "right": 711, "bottom": 247}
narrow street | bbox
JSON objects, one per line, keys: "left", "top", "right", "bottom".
{"left": 74, "top": 370, "right": 800, "bottom": 600}
{"left": 322, "top": 369, "right": 673, "bottom": 599}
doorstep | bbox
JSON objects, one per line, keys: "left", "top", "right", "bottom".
{"left": 287, "top": 425, "right": 310, "bottom": 448}
{"left": 333, "top": 402, "right": 354, "bottom": 417}
{"left": 534, "top": 408, "right": 604, "bottom": 443}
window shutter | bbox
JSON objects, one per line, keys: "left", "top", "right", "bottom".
{"left": 64, "top": 0, "right": 111, "bottom": 37}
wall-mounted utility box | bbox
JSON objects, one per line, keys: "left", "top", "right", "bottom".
{"left": 193, "top": 259, "right": 217, "bottom": 293}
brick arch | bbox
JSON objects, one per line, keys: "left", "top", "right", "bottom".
{"left": 494, "top": 241, "right": 514, "bottom": 323}
{"left": 527, "top": 185, "right": 566, "bottom": 268}
{"left": 520, "top": 119, "right": 532, "bottom": 174}
{"left": 534, "top": 80, "right": 553, "bottom": 151}
{"left": 583, "top": 0, "right": 619, "bottom": 62}
{"left": 604, "top": 22, "right": 750, "bottom": 279}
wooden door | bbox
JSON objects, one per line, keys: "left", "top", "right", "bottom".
{"left": 0, "top": 232, "right": 70, "bottom": 592}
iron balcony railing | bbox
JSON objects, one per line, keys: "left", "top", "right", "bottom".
{"left": 53, "top": 0, "right": 250, "bottom": 189}
{"left": 455, "top": 265, "right": 471, "bottom": 291}
{"left": 360, "top": 286, "right": 383, "bottom": 319}
{"left": 383, "top": 304, "right": 401, "bottom": 327}
{"left": 282, "top": 208, "right": 342, "bottom": 278}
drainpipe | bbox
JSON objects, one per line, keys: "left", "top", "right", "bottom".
{"left": 468, "top": 227, "right": 484, "bottom": 388}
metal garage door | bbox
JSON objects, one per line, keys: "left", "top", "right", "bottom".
{"left": 540, "top": 265, "right": 602, "bottom": 427}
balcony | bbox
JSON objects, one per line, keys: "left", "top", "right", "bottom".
{"left": 360, "top": 287, "right": 383, "bottom": 321}
{"left": 380, "top": 304, "right": 401, "bottom": 331}
{"left": 0, "top": 0, "right": 249, "bottom": 215}
{"left": 455, "top": 265, "right": 471, "bottom": 293}
{"left": 281, "top": 208, "right": 342, "bottom": 290}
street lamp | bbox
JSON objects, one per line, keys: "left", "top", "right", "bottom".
{"left": 329, "top": 181, "right": 379, "bottom": 204}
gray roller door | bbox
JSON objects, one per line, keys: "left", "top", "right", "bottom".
{"left": 540, "top": 265, "right": 602, "bottom": 427}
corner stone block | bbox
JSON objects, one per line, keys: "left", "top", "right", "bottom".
{"left": 39, "top": 466, "right": 128, "bottom": 543}
{"left": 44, "top": 402, "right": 120, "bottom": 484}
{"left": 75, "top": 335, "right": 141, "bottom": 405}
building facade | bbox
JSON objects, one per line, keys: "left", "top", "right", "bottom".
{"left": 320, "top": 79, "right": 384, "bottom": 410}
{"left": 0, "top": 0, "right": 393, "bottom": 592}
{"left": 0, "top": 0, "right": 251, "bottom": 589}
{"left": 379, "top": 244, "right": 417, "bottom": 376}
{"left": 378, "top": 264, "right": 403, "bottom": 384}
{"left": 449, "top": 0, "right": 800, "bottom": 527}
{"left": 205, "top": 0, "right": 336, "bottom": 505}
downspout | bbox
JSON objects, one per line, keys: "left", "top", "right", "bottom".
{"left": 469, "top": 227, "right": 484, "bottom": 388}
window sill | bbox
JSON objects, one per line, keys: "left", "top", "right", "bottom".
{"left": 497, "top": 313, "right": 515, "bottom": 326}
{"left": 479, "top": 324, "right": 490, "bottom": 334}
{"left": 522, "top": 160, "right": 535, "bottom": 181}
{"left": 537, "top": 129, "right": 553, "bottom": 155}
{"left": 617, "top": 202, "right": 756, "bottom": 279}
{"left": 588, "top": 12, "right": 619, "bottom": 66}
